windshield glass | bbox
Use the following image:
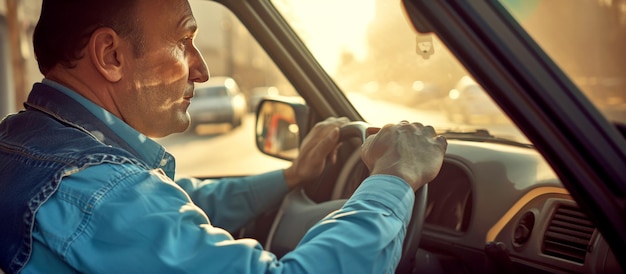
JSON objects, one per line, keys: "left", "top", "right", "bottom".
{"left": 271, "top": 0, "right": 626, "bottom": 145}
{"left": 500, "top": 0, "right": 626, "bottom": 124}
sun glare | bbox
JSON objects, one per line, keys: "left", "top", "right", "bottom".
{"left": 275, "top": 0, "right": 376, "bottom": 74}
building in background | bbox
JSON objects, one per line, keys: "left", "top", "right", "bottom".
{"left": 1, "top": 15, "right": 15, "bottom": 117}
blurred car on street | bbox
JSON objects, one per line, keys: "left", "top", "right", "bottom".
{"left": 187, "top": 76, "right": 247, "bottom": 131}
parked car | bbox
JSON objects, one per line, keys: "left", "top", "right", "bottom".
{"left": 187, "top": 76, "right": 247, "bottom": 131}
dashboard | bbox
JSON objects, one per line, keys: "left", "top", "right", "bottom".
{"left": 416, "top": 140, "right": 621, "bottom": 273}
{"left": 333, "top": 139, "right": 621, "bottom": 273}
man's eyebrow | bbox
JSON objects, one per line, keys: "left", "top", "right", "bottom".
{"left": 178, "top": 15, "right": 198, "bottom": 34}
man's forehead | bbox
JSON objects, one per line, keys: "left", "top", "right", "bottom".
{"left": 135, "top": 0, "right": 194, "bottom": 21}
{"left": 135, "top": 0, "right": 196, "bottom": 30}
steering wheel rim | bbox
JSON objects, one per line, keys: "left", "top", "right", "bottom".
{"left": 338, "top": 121, "right": 426, "bottom": 274}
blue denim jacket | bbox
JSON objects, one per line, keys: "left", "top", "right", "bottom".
{"left": 0, "top": 82, "right": 153, "bottom": 273}
{"left": 0, "top": 82, "right": 414, "bottom": 273}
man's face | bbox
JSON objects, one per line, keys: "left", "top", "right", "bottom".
{"left": 116, "top": 0, "right": 209, "bottom": 138}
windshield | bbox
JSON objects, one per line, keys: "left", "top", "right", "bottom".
{"left": 500, "top": 0, "right": 626, "bottom": 124}
{"left": 271, "top": 0, "right": 626, "bottom": 145}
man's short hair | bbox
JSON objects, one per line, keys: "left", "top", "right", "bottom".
{"left": 33, "top": 0, "right": 144, "bottom": 75}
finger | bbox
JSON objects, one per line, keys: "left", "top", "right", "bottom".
{"left": 361, "top": 124, "right": 394, "bottom": 161}
{"left": 312, "top": 117, "right": 349, "bottom": 138}
{"left": 422, "top": 125, "right": 436, "bottom": 136}
{"left": 324, "top": 116, "right": 350, "bottom": 127}
{"left": 368, "top": 123, "right": 394, "bottom": 141}
{"left": 328, "top": 142, "right": 342, "bottom": 164}
{"left": 308, "top": 127, "right": 340, "bottom": 159}
{"left": 305, "top": 119, "right": 343, "bottom": 145}
{"left": 398, "top": 121, "right": 420, "bottom": 135}
{"left": 436, "top": 135, "right": 448, "bottom": 150}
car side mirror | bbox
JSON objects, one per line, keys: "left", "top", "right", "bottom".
{"left": 255, "top": 98, "right": 308, "bottom": 161}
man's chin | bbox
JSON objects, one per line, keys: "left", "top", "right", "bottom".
{"left": 172, "top": 120, "right": 191, "bottom": 134}
{"left": 145, "top": 120, "right": 190, "bottom": 138}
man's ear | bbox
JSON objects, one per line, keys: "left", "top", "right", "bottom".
{"left": 88, "top": 28, "right": 125, "bottom": 82}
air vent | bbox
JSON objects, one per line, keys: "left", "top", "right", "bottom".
{"left": 542, "top": 204, "right": 595, "bottom": 264}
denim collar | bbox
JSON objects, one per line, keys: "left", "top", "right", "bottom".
{"left": 28, "top": 80, "right": 176, "bottom": 179}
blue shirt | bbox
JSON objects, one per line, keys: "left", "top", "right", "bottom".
{"left": 21, "top": 80, "right": 415, "bottom": 273}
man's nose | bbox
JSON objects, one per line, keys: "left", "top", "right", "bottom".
{"left": 189, "top": 46, "right": 209, "bottom": 83}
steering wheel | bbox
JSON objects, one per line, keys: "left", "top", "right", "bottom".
{"left": 337, "top": 122, "right": 427, "bottom": 273}
{"left": 265, "top": 121, "right": 427, "bottom": 273}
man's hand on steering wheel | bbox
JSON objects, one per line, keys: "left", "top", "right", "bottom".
{"left": 361, "top": 121, "right": 447, "bottom": 191}
{"left": 283, "top": 117, "right": 351, "bottom": 189}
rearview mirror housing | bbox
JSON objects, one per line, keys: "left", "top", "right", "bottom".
{"left": 255, "top": 97, "right": 308, "bottom": 161}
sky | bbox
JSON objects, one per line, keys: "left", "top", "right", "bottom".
{"left": 272, "top": 0, "right": 375, "bottom": 74}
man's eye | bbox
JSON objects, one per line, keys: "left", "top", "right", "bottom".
{"left": 179, "top": 37, "right": 192, "bottom": 48}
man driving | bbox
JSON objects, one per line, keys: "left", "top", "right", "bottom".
{"left": 0, "top": 0, "right": 447, "bottom": 272}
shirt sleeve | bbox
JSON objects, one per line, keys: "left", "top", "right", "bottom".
{"left": 31, "top": 163, "right": 414, "bottom": 274}
{"left": 175, "top": 170, "right": 289, "bottom": 232}
{"left": 280, "top": 175, "right": 414, "bottom": 273}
